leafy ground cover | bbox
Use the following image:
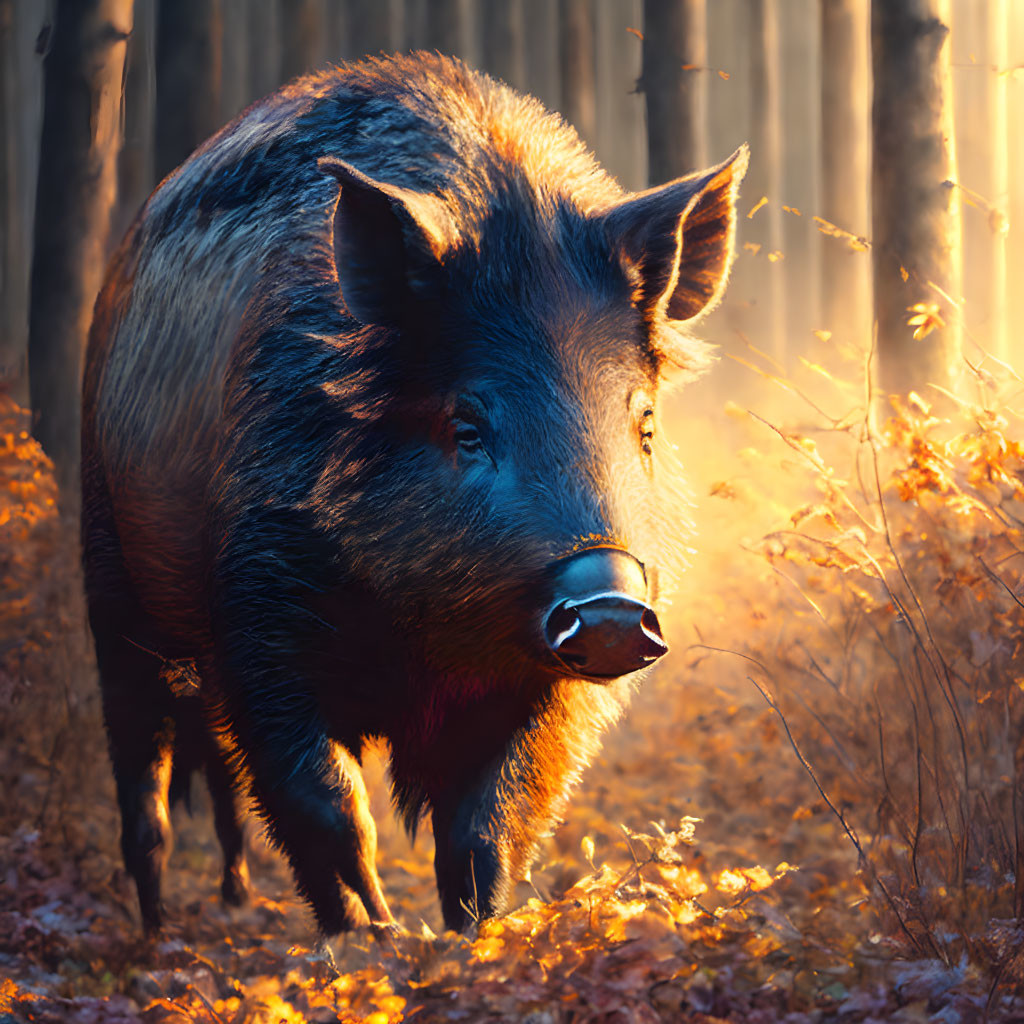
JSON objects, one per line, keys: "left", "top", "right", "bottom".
{"left": 3, "top": 364, "right": 1024, "bottom": 1022}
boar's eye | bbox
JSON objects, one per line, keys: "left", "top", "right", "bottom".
{"left": 449, "top": 394, "right": 493, "bottom": 466}
{"left": 453, "top": 420, "right": 484, "bottom": 453}
{"left": 640, "top": 409, "right": 655, "bottom": 455}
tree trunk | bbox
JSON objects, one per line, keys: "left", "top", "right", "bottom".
{"left": 746, "top": 0, "right": 785, "bottom": 362}
{"left": 779, "top": 0, "right": 820, "bottom": 347}
{"left": 221, "top": 0, "right": 251, "bottom": 122}
{"left": 952, "top": 0, "right": 1007, "bottom": 363}
{"left": 642, "top": 0, "right": 706, "bottom": 184}
{"left": 279, "top": 0, "right": 326, "bottom": 81}
{"left": 1007, "top": 3, "right": 1024, "bottom": 374}
{"left": 115, "top": 0, "right": 153, "bottom": 238}
{"left": 980, "top": 0, "right": 1007, "bottom": 364}
{"left": 28, "top": 0, "right": 133, "bottom": 497}
{"left": 402, "top": 0, "right": 425, "bottom": 50}
{"left": 871, "top": 0, "right": 961, "bottom": 397}
{"left": 0, "top": 0, "right": 22, "bottom": 398}
{"left": 344, "top": 0, "right": 393, "bottom": 59}
{"left": 247, "top": 0, "right": 279, "bottom": 99}
{"left": 522, "top": 0, "right": 559, "bottom": 109}
{"left": 482, "top": 0, "right": 524, "bottom": 89}
{"left": 705, "top": 0, "right": 746, "bottom": 161}
{"left": 595, "top": 0, "right": 644, "bottom": 191}
{"left": 692, "top": 0, "right": 747, "bottom": 383}
{"left": 155, "top": 0, "right": 222, "bottom": 181}
{"left": 1, "top": 0, "right": 46, "bottom": 404}
{"left": 559, "top": 0, "right": 594, "bottom": 146}
{"left": 325, "top": 0, "right": 348, "bottom": 62}
{"left": 820, "top": 0, "right": 870, "bottom": 344}
{"left": 421, "top": 0, "right": 465, "bottom": 54}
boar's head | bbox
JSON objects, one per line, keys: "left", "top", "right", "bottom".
{"left": 316, "top": 145, "right": 747, "bottom": 692}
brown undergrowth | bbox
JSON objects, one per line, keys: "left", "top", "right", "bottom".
{"left": 2, "top": 374, "right": 1024, "bottom": 1021}
{"left": 716, "top": 380, "right": 1024, "bottom": 989}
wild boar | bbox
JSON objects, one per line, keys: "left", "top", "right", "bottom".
{"left": 82, "top": 52, "right": 746, "bottom": 936}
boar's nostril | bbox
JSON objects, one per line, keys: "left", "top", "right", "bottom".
{"left": 640, "top": 606, "right": 663, "bottom": 644}
{"left": 544, "top": 594, "right": 668, "bottom": 680}
{"left": 545, "top": 602, "right": 583, "bottom": 652}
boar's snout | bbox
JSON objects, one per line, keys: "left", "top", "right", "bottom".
{"left": 543, "top": 548, "right": 667, "bottom": 681}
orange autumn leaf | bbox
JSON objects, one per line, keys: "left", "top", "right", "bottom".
{"left": 906, "top": 301, "right": 945, "bottom": 340}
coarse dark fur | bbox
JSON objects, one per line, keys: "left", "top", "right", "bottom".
{"left": 82, "top": 52, "right": 746, "bottom": 935}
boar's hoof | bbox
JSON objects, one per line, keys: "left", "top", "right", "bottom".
{"left": 221, "top": 862, "right": 251, "bottom": 907}
{"left": 371, "top": 918, "right": 406, "bottom": 942}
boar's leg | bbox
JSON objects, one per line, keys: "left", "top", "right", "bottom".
{"left": 202, "top": 733, "right": 250, "bottom": 907}
{"left": 431, "top": 765, "right": 511, "bottom": 932}
{"left": 243, "top": 732, "right": 393, "bottom": 935}
{"left": 84, "top": 475, "right": 179, "bottom": 933}
{"left": 429, "top": 684, "right": 624, "bottom": 933}
{"left": 92, "top": 624, "right": 176, "bottom": 934}
{"left": 212, "top": 521, "right": 394, "bottom": 934}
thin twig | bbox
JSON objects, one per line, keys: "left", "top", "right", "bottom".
{"left": 747, "top": 673, "right": 936, "bottom": 958}
{"left": 873, "top": 697, "right": 916, "bottom": 851}
{"left": 977, "top": 556, "right": 1024, "bottom": 610}
{"left": 461, "top": 850, "right": 479, "bottom": 925}
{"left": 865, "top": 425, "right": 971, "bottom": 805}
{"left": 910, "top": 703, "right": 924, "bottom": 890}
{"left": 747, "top": 676, "right": 862, "bottom": 853}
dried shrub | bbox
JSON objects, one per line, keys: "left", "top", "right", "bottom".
{"left": 731, "top": 383, "right": 1024, "bottom": 974}
{"left": 0, "top": 394, "right": 103, "bottom": 837}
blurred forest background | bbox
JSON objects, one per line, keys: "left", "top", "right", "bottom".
{"left": 4, "top": 2, "right": 1024, "bottom": 1022}
{"left": 4, "top": 0, "right": 1022, "bottom": 449}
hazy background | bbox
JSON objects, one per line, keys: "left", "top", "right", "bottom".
{"left": 3, "top": 0, "right": 1019, "bottom": 414}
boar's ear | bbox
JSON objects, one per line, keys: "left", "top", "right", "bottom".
{"left": 601, "top": 145, "right": 748, "bottom": 328}
{"left": 319, "top": 156, "right": 459, "bottom": 327}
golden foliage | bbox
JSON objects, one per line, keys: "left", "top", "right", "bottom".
{"left": 906, "top": 301, "right": 946, "bottom": 340}
{"left": 0, "top": 395, "right": 59, "bottom": 707}
{"left": 737, "top": 392, "right": 1024, "bottom": 972}
{"left": 5, "top": 379, "right": 1024, "bottom": 1019}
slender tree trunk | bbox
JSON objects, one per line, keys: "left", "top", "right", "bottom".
{"left": 482, "top": 0, "right": 524, "bottom": 89}
{"left": 872, "top": 0, "right": 961, "bottom": 397}
{"left": 952, "top": 0, "right": 1007, "bottom": 363}
{"left": 326, "top": 1, "right": 348, "bottom": 62}
{"left": 595, "top": 0, "right": 644, "bottom": 191}
{"left": 746, "top": 0, "right": 785, "bottom": 362}
{"left": 982, "top": 0, "right": 1008, "bottom": 364}
{"left": 642, "top": 0, "right": 706, "bottom": 184}
{"left": 155, "top": 0, "right": 222, "bottom": 180}
{"left": 422, "top": 0, "right": 465, "bottom": 54}
{"left": 0, "top": 0, "right": 22, "bottom": 397}
{"left": 28, "top": 0, "right": 133, "bottom": 496}
{"left": 705, "top": 0, "right": 746, "bottom": 161}
{"left": 696, "top": 0, "right": 752, "bottom": 382}
{"left": 820, "top": 0, "right": 870, "bottom": 343}
{"left": 402, "top": 0, "right": 425, "bottom": 50}
{"left": 279, "top": 0, "right": 326, "bottom": 81}
{"left": 1007, "top": 2, "right": 1024, "bottom": 373}
{"left": 779, "top": 0, "right": 820, "bottom": 347}
{"left": 559, "top": 0, "right": 594, "bottom": 145}
{"left": 221, "top": 0, "right": 251, "bottom": 122}
{"left": 1, "top": 0, "right": 45, "bottom": 404}
{"left": 345, "top": 0, "right": 393, "bottom": 58}
{"left": 247, "top": 0, "right": 279, "bottom": 99}
{"left": 522, "top": 0, "right": 559, "bottom": 109}
{"left": 115, "top": 0, "right": 153, "bottom": 238}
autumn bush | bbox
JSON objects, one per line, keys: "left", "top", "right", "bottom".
{"left": 714, "top": 371, "right": 1024, "bottom": 984}
{"left": 0, "top": 392, "right": 102, "bottom": 839}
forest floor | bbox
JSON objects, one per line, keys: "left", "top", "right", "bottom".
{"left": 3, "top": 383, "right": 1024, "bottom": 1023}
